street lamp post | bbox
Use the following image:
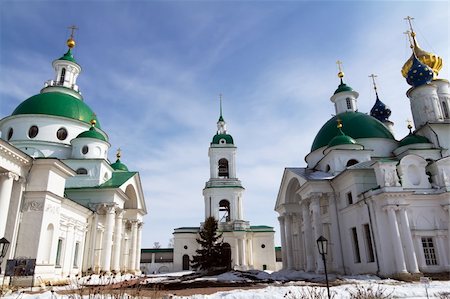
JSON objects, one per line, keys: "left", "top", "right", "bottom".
{"left": 316, "top": 235, "right": 330, "bottom": 299}
{"left": 0, "top": 237, "right": 11, "bottom": 275}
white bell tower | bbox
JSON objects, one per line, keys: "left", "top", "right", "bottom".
{"left": 203, "top": 99, "right": 247, "bottom": 230}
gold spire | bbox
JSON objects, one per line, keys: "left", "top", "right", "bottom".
{"left": 66, "top": 25, "right": 78, "bottom": 49}
{"left": 336, "top": 60, "right": 344, "bottom": 79}
{"left": 401, "top": 17, "right": 443, "bottom": 78}
{"left": 90, "top": 119, "right": 96, "bottom": 127}
{"left": 406, "top": 119, "right": 413, "bottom": 133}
{"left": 116, "top": 148, "right": 122, "bottom": 159}
{"left": 337, "top": 118, "right": 343, "bottom": 129}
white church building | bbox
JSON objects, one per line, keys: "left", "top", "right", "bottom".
{"left": 172, "top": 107, "right": 277, "bottom": 272}
{"left": 275, "top": 22, "right": 450, "bottom": 278}
{"left": 0, "top": 33, "right": 147, "bottom": 283}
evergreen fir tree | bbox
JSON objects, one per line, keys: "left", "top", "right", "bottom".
{"left": 191, "top": 216, "right": 230, "bottom": 272}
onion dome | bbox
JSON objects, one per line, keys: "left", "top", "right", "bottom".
{"left": 110, "top": 149, "right": 129, "bottom": 171}
{"left": 327, "top": 126, "right": 358, "bottom": 147}
{"left": 12, "top": 92, "right": 101, "bottom": 128}
{"left": 334, "top": 81, "right": 354, "bottom": 94}
{"left": 76, "top": 120, "right": 107, "bottom": 141}
{"left": 401, "top": 31, "right": 443, "bottom": 79}
{"left": 406, "top": 55, "right": 434, "bottom": 87}
{"left": 311, "top": 111, "right": 395, "bottom": 152}
{"left": 58, "top": 48, "right": 77, "bottom": 64}
{"left": 370, "top": 95, "right": 391, "bottom": 122}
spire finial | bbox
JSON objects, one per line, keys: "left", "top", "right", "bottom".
{"left": 66, "top": 25, "right": 78, "bottom": 49}
{"left": 369, "top": 74, "right": 379, "bottom": 97}
{"left": 404, "top": 16, "right": 415, "bottom": 35}
{"left": 337, "top": 118, "right": 343, "bottom": 129}
{"left": 336, "top": 60, "right": 345, "bottom": 84}
{"left": 406, "top": 119, "right": 413, "bottom": 133}
{"left": 116, "top": 148, "right": 122, "bottom": 160}
{"left": 219, "top": 93, "right": 223, "bottom": 118}
{"left": 90, "top": 119, "right": 97, "bottom": 127}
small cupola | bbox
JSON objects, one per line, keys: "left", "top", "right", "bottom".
{"left": 71, "top": 119, "right": 110, "bottom": 159}
{"left": 110, "top": 149, "right": 129, "bottom": 171}
{"left": 330, "top": 61, "right": 359, "bottom": 114}
{"left": 211, "top": 95, "right": 234, "bottom": 146}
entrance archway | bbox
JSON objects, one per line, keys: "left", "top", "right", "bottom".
{"left": 182, "top": 254, "right": 190, "bottom": 270}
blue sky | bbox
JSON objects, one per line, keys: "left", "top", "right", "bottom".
{"left": 0, "top": 1, "right": 448, "bottom": 248}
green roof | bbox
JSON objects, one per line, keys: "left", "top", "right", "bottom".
{"left": 328, "top": 131, "right": 357, "bottom": 147}
{"left": 141, "top": 248, "right": 174, "bottom": 253}
{"left": 398, "top": 133, "right": 430, "bottom": 147}
{"left": 110, "top": 159, "right": 129, "bottom": 171}
{"left": 334, "top": 82, "right": 353, "bottom": 94}
{"left": 76, "top": 126, "right": 107, "bottom": 141}
{"left": 212, "top": 133, "right": 234, "bottom": 145}
{"left": 12, "top": 92, "right": 101, "bottom": 128}
{"left": 99, "top": 171, "right": 135, "bottom": 188}
{"left": 58, "top": 49, "right": 77, "bottom": 64}
{"left": 311, "top": 112, "right": 395, "bottom": 152}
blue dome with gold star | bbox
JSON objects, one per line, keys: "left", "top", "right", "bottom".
{"left": 370, "top": 95, "right": 391, "bottom": 122}
{"left": 406, "top": 55, "right": 434, "bottom": 87}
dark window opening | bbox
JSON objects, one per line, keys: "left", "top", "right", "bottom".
{"left": 73, "top": 242, "right": 80, "bottom": 267}
{"left": 263, "top": 264, "right": 267, "bottom": 270}
{"left": 222, "top": 243, "right": 232, "bottom": 271}
{"left": 82, "top": 145, "right": 89, "bottom": 155}
{"left": 28, "top": 125, "right": 38, "bottom": 138}
{"left": 59, "top": 68, "right": 66, "bottom": 85}
{"left": 363, "top": 224, "right": 375, "bottom": 263}
{"left": 261, "top": 244, "right": 266, "bottom": 249}
{"left": 76, "top": 168, "right": 88, "bottom": 175}
{"left": 56, "top": 238, "right": 63, "bottom": 267}
{"left": 346, "top": 98, "right": 352, "bottom": 109}
{"left": 7, "top": 128, "right": 13, "bottom": 140}
{"left": 346, "top": 159, "right": 358, "bottom": 167}
{"left": 57, "top": 127, "right": 68, "bottom": 140}
{"left": 325, "top": 164, "right": 331, "bottom": 172}
{"left": 351, "top": 227, "right": 361, "bottom": 263}
{"left": 219, "top": 199, "right": 231, "bottom": 222}
{"left": 422, "top": 237, "right": 438, "bottom": 265}
{"left": 347, "top": 192, "right": 353, "bottom": 205}
{"left": 218, "top": 158, "right": 229, "bottom": 178}
{"left": 442, "top": 101, "right": 449, "bottom": 118}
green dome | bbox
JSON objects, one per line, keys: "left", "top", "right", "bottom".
{"left": 111, "top": 159, "right": 129, "bottom": 171}
{"left": 311, "top": 112, "right": 395, "bottom": 152}
{"left": 398, "top": 133, "right": 430, "bottom": 147}
{"left": 76, "top": 126, "right": 107, "bottom": 142}
{"left": 58, "top": 49, "right": 77, "bottom": 64}
{"left": 12, "top": 92, "right": 101, "bottom": 128}
{"left": 212, "top": 133, "right": 234, "bottom": 145}
{"left": 328, "top": 132, "right": 357, "bottom": 147}
{"left": 334, "top": 82, "right": 354, "bottom": 94}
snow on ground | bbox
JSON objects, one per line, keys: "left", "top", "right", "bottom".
{"left": 1, "top": 270, "right": 449, "bottom": 299}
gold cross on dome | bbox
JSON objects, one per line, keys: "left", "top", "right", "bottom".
{"left": 369, "top": 74, "right": 378, "bottom": 92}
{"left": 116, "top": 148, "right": 122, "bottom": 159}
{"left": 68, "top": 25, "right": 78, "bottom": 39}
{"left": 336, "top": 60, "right": 343, "bottom": 73}
{"left": 404, "top": 16, "right": 415, "bottom": 32}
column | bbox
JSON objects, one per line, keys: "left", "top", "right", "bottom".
{"left": 62, "top": 223, "right": 75, "bottom": 276}
{"left": 234, "top": 240, "right": 240, "bottom": 267}
{"left": 121, "top": 234, "right": 129, "bottom": 271}
{"left": 101, "top": 204, "right": 115, "bottom": 273}
{"left": 398, "top": 208, "right": 419, "bottom": 273}
{"left": 311, "top": 199, "right": 324, "bottom": 273}
{"left": 413, "top": 234, "right": 426, "bottom": 269}
{"left": 302, "top": 204, "right": 314, "bottom": 272}
{"left": 435, "top": 233, "right": 449, "bottom": 269}
{"left": 328, "top": 194, "right": 343, "bottom": 273}
{"left": 112, "top": 209, "right": 124, "bottom": 273}
{"left": 240, "top": 238, "right": 246, "bottom": 268}
{"left": 296, "top": 214, "right": 305, "bottom": 270}
{"left": 135, "top": 222, "right": 143, "bottom": 272}
{"left": 278, "top": 216, "right": 288, "bottom": 269}
{"left": 386, "top": 207, "right": 407, "bottom": 273}
{"left": 444, "top": 205, "right": 450, "bottom": 265}
{"left": 285, "top": 214, "right": 294, "bottom": 269}
{"left": 0, "top": 172, "right": 18, "bottom": 237}
{"left": 129, "top": 220, "right": 138, "bottom": 272}
{"left": 247, "top": 238, "right": 253, "bottom": 267}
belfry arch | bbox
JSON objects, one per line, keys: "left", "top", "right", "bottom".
{"left": 124, "top": 184, "right": 138, "bottom": 209}
{"left": 218, "top": 158, "right": 229, "bottom": 178}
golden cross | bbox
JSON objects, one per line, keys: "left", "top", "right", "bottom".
{"left": 68, "top": 25, "right": 78, "bottom": 39}
{"left": 406, "top": 119, "right": 413, "bottom": 131}
{"left": 404, "top": 16, "right": 415, "bottom": 32}
{"left": 336, "top": 60, "right": 343, "bottom": 73}
{"left": 117, "top": 148, "right": 122, "bottom": 159}
{"left": 219, "top": 93, "right": 223, "bottom": 117}
{"left": 337, "top": 118, "right": 342, "bottom": 129}
{"left": 369, "top": 74, "right": 378, "bottom": 92}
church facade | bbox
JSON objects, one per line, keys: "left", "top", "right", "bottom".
{"left": 275, "top": 22, "right": 450, "bottom": 277}
{"left": 172, "top": 108, "right": 276, "bottom": 272}
{"left": 0, "top": 34, "right": 147, "bottom": 283}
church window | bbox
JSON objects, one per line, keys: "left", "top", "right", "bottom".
{"left": 55, "top": 238, "right": 63, "bottom": 267}
{"left": 351, "top": 227, "right": 361, "bottom": 263}
{"left": 363, "top": 224, "right": 375, "bottom": 263}
{"left": 261, "top": 244, "right": 266, "bottom": 249}
{"left": 346, "top": 192, "right": 353, "bottom": 205}
{"left": 218, "top": 158, "right": 229, "bottom": 178}
{"left": 263, "top": 264, "right": 267, "bottom": 270}
{"left": 56, "top": 127, "right": 68, "bottom": 140}
{"left": 82, "top": 145, "right": 89, "bottom": 155}
{"left": 442, "top": 101, "right": 449, "bottom": 118}
{"left": 59, "top": 68, "right": 66, "bottom": 85}
{"left": 325, "top": 164, "right": 331, "bottom": 172}
{"left": 421, "top": 237, "right": 437, "bottom": 265}
{"left": 73, "top": 242, "right": 80, "bottom": 267}
{"left": 346, "top": 97, "right": 352, "bottom": 109}
{"left": 7, "top": 128, "right": 13, "bottom": 140}
{"left": 184, "top": 245, "right": 188, "bottom": 250}
{"left": 28, "top": 125, "right": 38, "bottom": 138}
{"left": 219, "top": 138, "right": 226, "bottom": 144}
{"left": 346, "top": 159, "right": 358, "bottom": 167}
{"left": 219, "top": 199, "right": 230, "bottom": 222}
{"left": 76, "top": 168, "right": 88, "bottom": 175}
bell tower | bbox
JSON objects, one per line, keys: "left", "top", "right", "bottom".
{"left": 203, "top": 97, "right": 246, "bottom": 229}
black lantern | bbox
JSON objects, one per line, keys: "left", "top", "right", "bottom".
{"left": 316, "top": 235, "right": 328, "bottom": 255}
{"left": 316, "top": 235, "right": 330, "bottom": 299}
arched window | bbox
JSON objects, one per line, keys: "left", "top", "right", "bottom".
{"left": 182, "top": 254, "right": 190, "bottom": 270}
{"left": 56, "top": 127, "right": 68, "bottom": 140}
{"left": 76, "top": 168, "right": 88, "bottom": 175}
{"left": 346, "top": 97, "right": 352, "bottom": 109}
{"left": 28, "top": 125, "right": 39, "bottom": 138}
{"left": 59, "top": 68, "right": 66, "bottom": 85}
{"left": 442, "top": 101, "right": 449, "bottom": 118}
{"left": 218, "top": 158, "right": 229, "bottom": 178}
{"left": 219, "top": 199, "right": 230, "bottom": 222}
{"left": 346, "top": 159, "right": 359, "bottom": 167}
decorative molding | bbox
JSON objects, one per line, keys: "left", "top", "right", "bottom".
{"left": 22, "top": 200, "right": 44, "bottom": 212}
